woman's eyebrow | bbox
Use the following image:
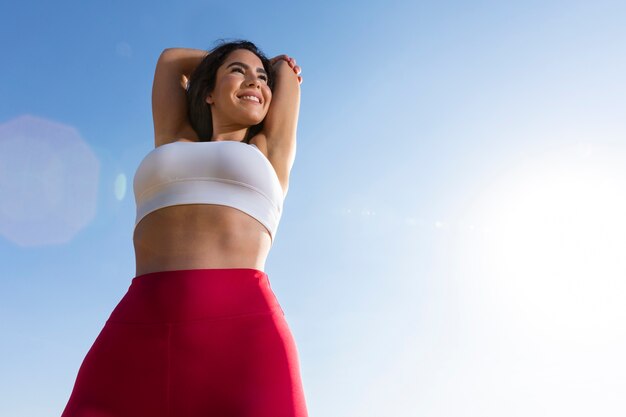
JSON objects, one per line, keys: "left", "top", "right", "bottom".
{"left": 226, "top": 61, "right": 267, "bottom": 75}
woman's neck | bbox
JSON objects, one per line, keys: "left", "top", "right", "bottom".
{"left": 211, "top": 124, "right": 248, "bottom": 142}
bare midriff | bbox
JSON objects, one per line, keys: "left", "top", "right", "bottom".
{"left": 133, "top": 204, "right": 272, "bottom": 277}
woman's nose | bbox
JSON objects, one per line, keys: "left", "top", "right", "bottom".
{"left": 245, "top": 75, "right": 262, "bottom": 87}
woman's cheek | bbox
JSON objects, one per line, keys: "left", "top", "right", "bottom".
{"left": 263, "top": 94, "right": 272, "bottom": 110}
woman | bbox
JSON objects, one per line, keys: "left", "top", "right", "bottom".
{"left": 61, "top": 40, "right": 307, "bottom": 417}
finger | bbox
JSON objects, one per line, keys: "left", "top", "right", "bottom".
{"left": 294, "top": 65, "right": 301, "bottom": 74}
{"left": 271, "top": 55, "right": 289, "bottom": 64}
{"left": 279, "top": 57, "right": 294, "bottom": 68}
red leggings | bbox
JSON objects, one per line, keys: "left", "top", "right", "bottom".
{"left": 61, "top": 268, "right": 309, "bottom": 417}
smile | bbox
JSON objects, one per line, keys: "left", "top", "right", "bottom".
{"left": 239, "top": 95, "right": 261, "bottom": 104}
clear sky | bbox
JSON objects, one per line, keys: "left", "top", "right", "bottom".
{"left": 2, "top": 0, "right": 626, "bottom": 415}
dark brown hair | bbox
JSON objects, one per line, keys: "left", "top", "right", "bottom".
{"left": 186, "top": 40, "right": 275, "bottom": 143}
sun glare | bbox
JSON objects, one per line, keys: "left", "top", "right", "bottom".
{"left": 464, "top": 142, "right": 626, "bottom": 344}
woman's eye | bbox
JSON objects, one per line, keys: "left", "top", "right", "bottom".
{"left": 232, "top": 67, "right": 267, "bottom": 82}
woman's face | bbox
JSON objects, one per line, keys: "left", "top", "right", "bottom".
{"left": 206, "top": 49, "right": 272, "bottom": 128}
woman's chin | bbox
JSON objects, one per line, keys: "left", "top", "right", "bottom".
{"left": 239, "top": 114, "right": 265, "bottom": 127}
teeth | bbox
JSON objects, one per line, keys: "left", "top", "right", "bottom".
{"left": 240, "top": 95, "right": 260, "bottom": 103}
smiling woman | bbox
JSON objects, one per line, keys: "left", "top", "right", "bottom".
{"left": 186, "top": 42, "right": 277, "bottom": 144}
{"left": 60, "top": 40, "right": 308, "bottom": 417}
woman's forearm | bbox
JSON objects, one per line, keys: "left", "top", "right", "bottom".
{"left": 159, "top": 48, "right": 209, "bottom": 78}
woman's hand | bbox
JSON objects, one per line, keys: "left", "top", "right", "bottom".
{"left": 270, "top": 54, "right": 302, "bottom": 84}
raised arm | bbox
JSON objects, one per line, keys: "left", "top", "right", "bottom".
{"left": 262, "top": 57, "right": 302, "bottom": 189}
{"left": 152, "top": 48, "right": 208, "bottom": 148}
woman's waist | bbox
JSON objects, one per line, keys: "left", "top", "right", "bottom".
{"left": 133, "top": 211, "right": 271, "bottom": 267}
{"left": 133, "top": 233, "right": 269, "bottom": 275}
{"left": 133, "top": 233, "right": 270, "bottom": 261}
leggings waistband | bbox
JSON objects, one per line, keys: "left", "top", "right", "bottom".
{"left": 107, "top": 268, "right": 283, "bottom": 324}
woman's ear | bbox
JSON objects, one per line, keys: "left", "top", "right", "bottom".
{"left": 205, "top": 94, "right": 213, "bottom": 105}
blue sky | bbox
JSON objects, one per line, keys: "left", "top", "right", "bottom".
{"left": 2, "top": 0, "right": 626, "bottom": 415}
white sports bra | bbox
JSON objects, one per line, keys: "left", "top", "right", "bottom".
{"left": 133, "top": 140, "right": 284, "bottom": 243}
